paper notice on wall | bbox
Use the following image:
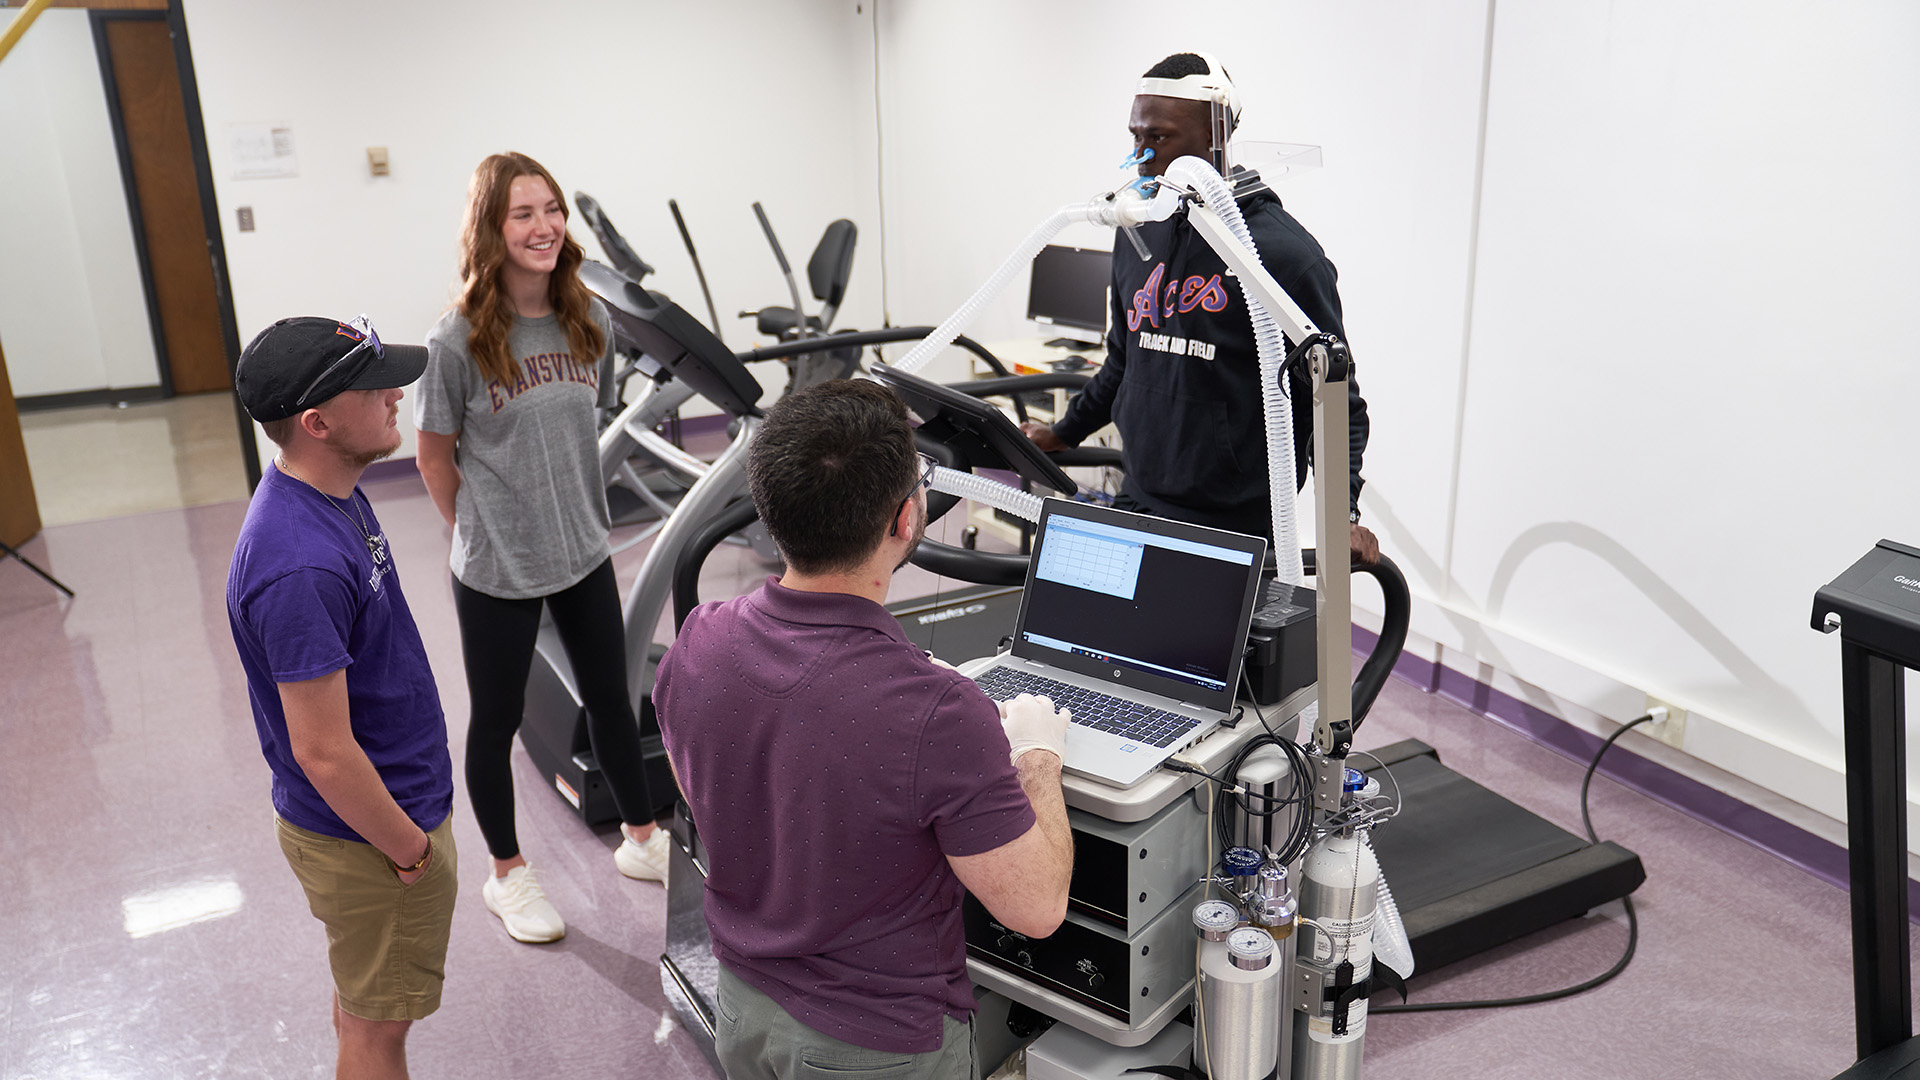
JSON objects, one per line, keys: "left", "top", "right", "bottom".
{"left": 229, "top": 123, "right": 298, "bottom": 180}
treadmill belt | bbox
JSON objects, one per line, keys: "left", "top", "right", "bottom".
{"left": 1372, "top": 752, "right": 1585, "bottom": 902}
{"left": 1366, "top": 739, "right": 1646, "bottom": 972}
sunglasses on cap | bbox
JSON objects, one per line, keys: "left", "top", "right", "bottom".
{"left": 292, "top": 315, "right": 384, "bottom": 410}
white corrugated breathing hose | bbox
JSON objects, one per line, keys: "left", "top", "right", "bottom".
{"left": 893, "top": 206, "right": 1083, "bottom": 376}
{"left": 929, "top": 465, "right": 1043, "bottom": 523}
{"left": 1365, "top": 833, "right": 1416, "bottom": 978}
{"left": 893, "top": 188, "right": 1173, "bottom": 377}
{"left": 1160, "top": 157, "right": 1302, "bottom": 586}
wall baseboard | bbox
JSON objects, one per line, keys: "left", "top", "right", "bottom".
{"left": 1354, "top": 622, "right": 1920, "bottom": 923}
{"left": 16, "top": 385, "right": 167, "bottom": 413}
{"left": 361, "top": 457, "right": 419, "bottom": 483}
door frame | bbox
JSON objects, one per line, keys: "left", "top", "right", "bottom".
{"left": 88, "top": 2, "right": 255, "bottom": 486}
{"left": 90, "top": 9, "right": 173, "bottom": 400}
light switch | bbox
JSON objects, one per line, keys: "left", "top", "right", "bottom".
{"left": 237, "top": 206, "right": 255, "bottom": 232}
{"left": 367, "top": 147, "right": 390, "bottom": 177}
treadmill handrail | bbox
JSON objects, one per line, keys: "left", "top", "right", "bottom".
{"left": 908, "top": 540, "right": 1030, "bottom": 588}
{"left": 1048, "top": 446, "right": 1124, "bottom": 469}
{"left": 958, "top": 372, "right": 1093, "bottom": 398}
{"left": 1294, "top": 547, "right": 1410, "bottom": 727}
{"left": 737, "top": 326, "right": 1013, "bottom": 376}
{"left": 673, "top": 496, "right": 764, "bottom": 632}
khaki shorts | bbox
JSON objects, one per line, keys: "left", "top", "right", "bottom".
{"left": 276, "top": 814, "right": 458, "bottom": 1022}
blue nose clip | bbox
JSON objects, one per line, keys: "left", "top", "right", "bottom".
{"left": 1119, "top": 147, "right": 1155, "bottom": 168}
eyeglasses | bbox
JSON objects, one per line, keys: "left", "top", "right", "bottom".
{"left": 892, "top": 453, "right": 939, "bottom": 537}
{"left": 897, "top": 453, "right": 938, "bottom": 512}
{"left": 293, "top": 314, "right": 384, "bottom": 410}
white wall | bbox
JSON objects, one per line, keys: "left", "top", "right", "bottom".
{"left": 0, "top": 9, "right": 161, "bottom": 397}
{"left": 180, "top": 0, "right": 882, "bottom": 448}
{"left": 874, "top": 0, "right": 1920, "bottom": 843}
{"left": 1444, "top": 0, "right": 1920, "bottom": 823}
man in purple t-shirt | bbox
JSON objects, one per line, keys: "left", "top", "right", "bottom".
{"left": 656, "top": 380, "right": 1076, "bottom": 1080}
{"left": 225, "top": 315, "right": 454, "bottom": 1080}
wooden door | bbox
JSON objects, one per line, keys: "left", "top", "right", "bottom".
{"left": 102, "top": 15, "right": 228, "bottom": 394}
{"left": 0, "top": 340, "right": 43, "bottom": 547}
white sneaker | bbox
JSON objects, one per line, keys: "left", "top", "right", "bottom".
{"left": 482, "top": 864, "right": 566, "bottom": 943}
{"left": 614, "top": 827, "right": 671, "bottom": 883}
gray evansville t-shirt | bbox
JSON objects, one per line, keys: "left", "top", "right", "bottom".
{"left": 415, "top": 302, "right": 618, "bottom": 599}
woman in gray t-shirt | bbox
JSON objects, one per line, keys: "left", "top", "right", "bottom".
{"left": 414, "top": 152, "right": 670, "bottom": 945}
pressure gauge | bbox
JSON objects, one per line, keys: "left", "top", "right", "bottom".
{"left": 1192, "top": 899, "right": 1240, "bottom": 942}
{"left": 1227, "top": 927, "right": 1276, "bottom": 971}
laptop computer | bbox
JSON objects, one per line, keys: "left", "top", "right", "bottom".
{"left": 962, "top": 499, "right": 1268, "bottom": 788}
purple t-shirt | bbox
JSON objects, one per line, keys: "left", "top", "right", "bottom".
{"left": 226, "top": 465, "right": 452, "bottom": 841}
{"left": 655, "top": 578, "right": 1035, "bottom": 1054}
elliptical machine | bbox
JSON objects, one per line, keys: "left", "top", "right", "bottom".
{"left": 518, "top": 231, "right": 1049, "bottom": 826}
{"left": 516, "top": 257, "right": 766, "bottom": 824}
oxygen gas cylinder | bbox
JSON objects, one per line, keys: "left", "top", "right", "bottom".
{"left": 1193, "top": 900, "right": 1282, "bottom": 1080}
{"left": 1291, "top": 830, "right": 1379, "bottom": 1080}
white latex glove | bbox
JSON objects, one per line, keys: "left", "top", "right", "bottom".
{"left": 998, "top": 693, "right": 1070, "bottom": 766}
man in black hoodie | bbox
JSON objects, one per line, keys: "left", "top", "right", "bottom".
{"left": 1024, "top": 51, "right": 1379, "bottom": 566}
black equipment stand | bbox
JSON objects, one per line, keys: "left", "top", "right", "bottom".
{"left": 0, "top": 537, "right": 74, "bottom": 598}
{"left": 1813, "top": 539, "right": 1920, "bottom": 1078}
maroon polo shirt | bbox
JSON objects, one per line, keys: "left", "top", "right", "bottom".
{"left": 656, "top": 577, "right": 1035, "bottom": 1053}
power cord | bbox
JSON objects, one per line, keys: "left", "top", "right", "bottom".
{"left": 868, "top": 0, "right": 892, "bottom": 326}
{"left": 1372, "top": 712, "right": 1656, "bottom": 1014}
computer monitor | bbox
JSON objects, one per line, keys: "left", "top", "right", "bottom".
{"left": 1026, "top": 244, "right": 1110, "bottom": 345}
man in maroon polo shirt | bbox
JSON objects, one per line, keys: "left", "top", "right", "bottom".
{"left": 656, "top": 379, "right": 1075, "bottom": 1080}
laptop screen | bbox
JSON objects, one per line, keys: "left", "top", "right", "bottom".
{"left": 1013, "top": 501, "right": 1267, "bottom": 711}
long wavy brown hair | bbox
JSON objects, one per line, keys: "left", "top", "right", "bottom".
{"left": 456, "top": 152, "right": 605, "bottom": 385}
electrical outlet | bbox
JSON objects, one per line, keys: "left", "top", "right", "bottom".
{"left": 1643, "top": 696, "right": 1688, "bottom": 749}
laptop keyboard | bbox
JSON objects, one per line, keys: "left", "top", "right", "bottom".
{"left": 973, "top": 667, "right": 1201, "bottom": 749}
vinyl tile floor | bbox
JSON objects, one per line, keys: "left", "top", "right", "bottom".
{"left": 17, "top": 392, "right": 252, "bottom": 528}
{"left": 1, "top": 469, "right": 1913, "bottom": 1079}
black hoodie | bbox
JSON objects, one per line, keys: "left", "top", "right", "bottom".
{"left": 1051, "top": 175, "right": 1369, "bottom": 539}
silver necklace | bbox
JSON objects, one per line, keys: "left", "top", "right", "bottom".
{"left": 278, "top": 458, "right": 385, "bottom": 564}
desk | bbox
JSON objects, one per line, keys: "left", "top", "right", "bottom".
{"left": 974, "top": 337, "right": 1105, "bottom": 425}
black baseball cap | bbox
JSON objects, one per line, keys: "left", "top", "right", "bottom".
{"left": 235, "top": 315, "right": 430, "bottom": 422}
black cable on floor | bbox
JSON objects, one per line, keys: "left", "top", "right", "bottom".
{"left": 1372, "top": 713, "right": 1655, "bottom": 1014}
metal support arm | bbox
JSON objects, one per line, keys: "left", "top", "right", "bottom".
{"left": 1184, "top": 202, "right": 1354, "bottom": 756}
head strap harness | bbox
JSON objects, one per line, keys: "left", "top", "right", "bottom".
{"left": 1138, "top": 51, "right": 1242, "bottom": 128}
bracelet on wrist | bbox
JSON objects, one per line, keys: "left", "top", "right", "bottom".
{"left": 394, "top": 835, "right": 432, "bottom": 873}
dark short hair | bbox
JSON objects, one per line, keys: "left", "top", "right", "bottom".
{"left": 1144, "top": 53, "right": 1213, "bottom": 80}
{"left": 747, "top": 379, "right": 918, "bottom": 575}
{"left": 260, "top": 416, "right": 298, "bottom": 446}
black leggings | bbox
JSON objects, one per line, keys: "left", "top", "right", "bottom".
{"left": 451, "top": 558, "right": 654, "bottom": 861}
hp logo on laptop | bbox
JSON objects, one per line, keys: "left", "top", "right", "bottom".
{"left": 1115, "top": 670, "right": 1124, "bottom": 679}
